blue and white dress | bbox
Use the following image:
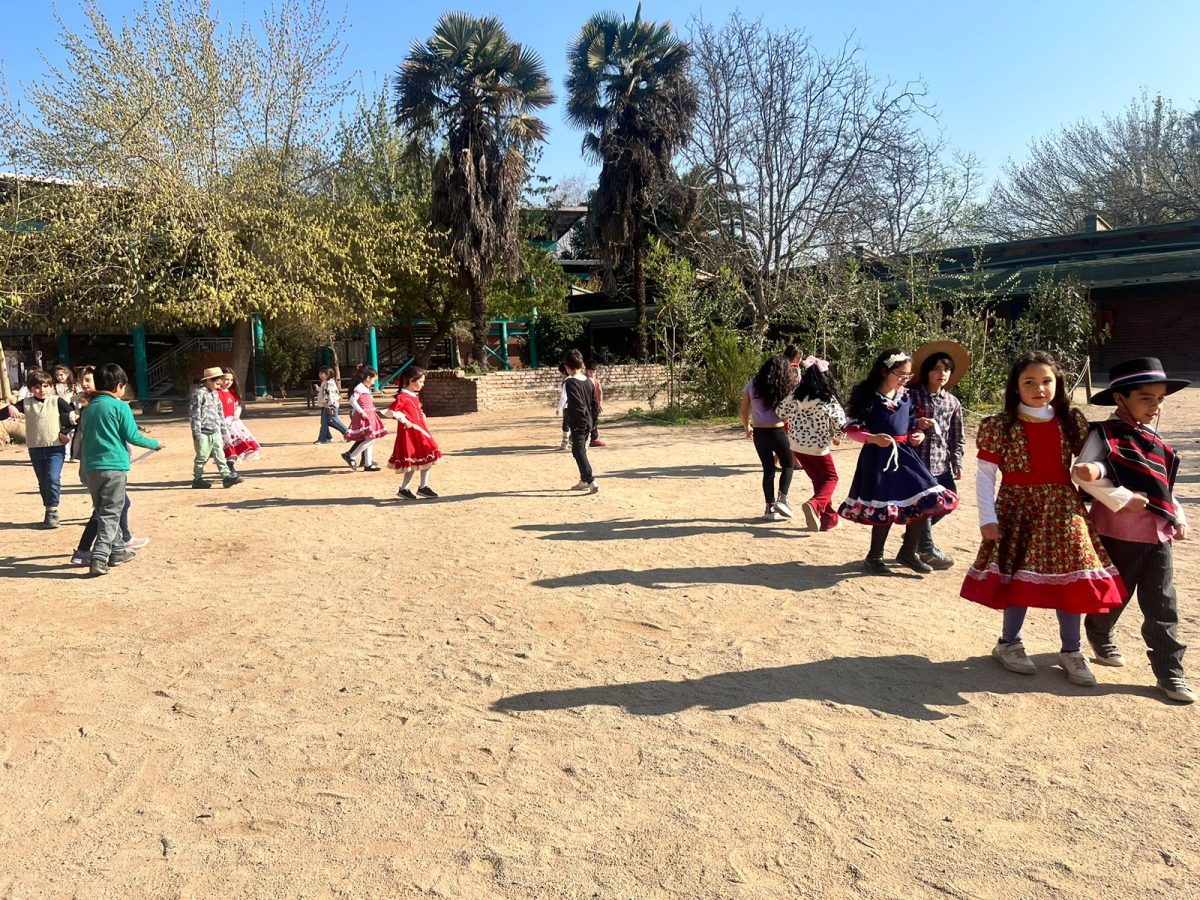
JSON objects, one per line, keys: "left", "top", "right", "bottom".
{"left": 838, "top": 390, "right": 958, "bottom": 525}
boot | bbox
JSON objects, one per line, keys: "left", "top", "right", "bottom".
{"left": 896, "top": 527, "right": 933, "bottom": 574}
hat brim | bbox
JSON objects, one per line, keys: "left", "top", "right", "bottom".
{"left": 911, "top": 340, "right": 971, "bottom": 390}
{"left": 1090, "top": 378, "right": 1191, "bottom": 406}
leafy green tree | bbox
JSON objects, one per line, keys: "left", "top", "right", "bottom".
{"left": 396, "top": 12, "right": 553, "bottom": 370}
{"left": 566, "top": 3, "right": 698, "bottom": 360}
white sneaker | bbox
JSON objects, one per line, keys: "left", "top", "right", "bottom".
{"left": 587, "top": 481, "right": 599, "bottom": 494}
{"left": 558, "top": 437, "right": 570, "bottom": 451}
{"left": 992, "top": 640, "right": 1036, "bottom": 675}
{"left": 1058, "top": 651, "right": 1097, "bottom": 687}
{"left": 762, "top": 507, "right": 782, "bottom": 521}
{"left": 773, "top": 497, "right": 794, "bottom": 518}
{"left": 1158, "top": 676, "right": 1197, "bottom": 703}
{"left": 570, "top": 481, "right": 590, "bottom": 490}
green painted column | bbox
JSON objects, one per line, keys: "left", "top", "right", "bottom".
{"left": 132, "top": 325, "right": 149, "bottom": 399}
{"left": 528, "top": 308, "right": 539, "bottom": 369}
{"left": 252, "top": 315, "right": 267, "bottom": 397}
{"left": 449, "top": 336, "right": 460, "bottom": 368}
{"left": 58, "top": 332, "right": 71, "bottom": 364}
{"left": 499, "top": 320, "right": 510, "bottom": 370}
{"left": 368, "top": 325, "right": 379, "bottom": 372}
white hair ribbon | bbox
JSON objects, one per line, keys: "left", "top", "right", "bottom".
{"left": 883, "top": 352, "right": 910, "bottom": 367}
{"left": 802, "top": 355, "right": 830, "bottom": 373}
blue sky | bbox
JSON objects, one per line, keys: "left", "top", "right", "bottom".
{"left": 4, "top": 0, "right": 1200, "bottom": 190}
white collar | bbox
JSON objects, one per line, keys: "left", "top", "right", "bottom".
{"left": 1018, "top": 402, "right": 1055, "bottom": 420}
{"left": 402, "top": 388, "right": 418, "bottom": 397}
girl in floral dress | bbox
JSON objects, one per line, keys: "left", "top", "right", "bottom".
{"left": 342, "top": 366, "right": 387, "bottom": 471}
{"left": 387, "top": 366, "right": 442, "bottom": 499}
{"left": 777, "top": 356, "right": 847, "bottom": 531}
{"left": 838, "top": 348, "right": 958, "bottom": 574}
{"left": 961, "top": 351, "right": 1125, "bottom": 687}
{"left": 218, "top": 368, "right": 261, "bottom": 472}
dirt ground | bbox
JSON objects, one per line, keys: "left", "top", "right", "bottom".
{"left": 1, "top": 387, "right": 1198, "bottom": 899}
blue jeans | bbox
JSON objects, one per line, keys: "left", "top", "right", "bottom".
{"left": 1002, "top": 606, "right": 1082, "bottom": 653}
{"left": 29, "top": 444, "right": 66, "bottom": 509}
{"left": 318, "top": 407, "right": 348, "bottom": 442}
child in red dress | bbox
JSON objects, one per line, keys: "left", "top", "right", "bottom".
{"left": 218, "top": 367, "right": 260, "bottom": 472}
{"left": 962, "top": 351, "right": 1125, "bottom": 687}
{"left": 387, "top": 367, "right": 442, "bottom": 498}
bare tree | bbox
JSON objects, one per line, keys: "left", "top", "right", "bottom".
{"left": 978, "top": 93, "right": 1200, "bottom": 240}
{"left": 683, "top": 13, "right": 937, "bottom": 336}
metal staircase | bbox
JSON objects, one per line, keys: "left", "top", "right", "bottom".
{"left": 144, "top": 337, "right": 233, "bottom": 397}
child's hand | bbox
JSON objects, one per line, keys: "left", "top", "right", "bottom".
{"left": 59, "top": 433, "right": 71, "bottom": 444}
{"left": 980, "top": 523, "right": 1000, "bottom": 542}
{"left": 1176, "top": 524, "right": 1188, "bottom": 541}
{"left": 910, "top": 431, "right": 925, "bottom": 446}
{"left": 744, "top": 424, "right": 753, "bottom": 440}
{"left": 868, "top": 433, "right": 893, "bottom": 448}
{"left": 916, "top": 416, "right": 934, "bottom": 431}
{"left": 953, "top": 466, "right": 962, "bottom": 480}
{"left": 1127, "top": 492, "right": 1150, "bottom": 511}
{"left": 156, "top": 442, "right": 167, "bottom": 451}
{"left": 1072, "top": 462, "right": 1102, "bottom": 482}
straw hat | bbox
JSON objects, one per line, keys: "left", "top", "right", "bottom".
{"left": 910, "top": 340, "right": 971, "bottom": 390}
{"left": 200, "top": 366, "right": 227, "bottom": 382}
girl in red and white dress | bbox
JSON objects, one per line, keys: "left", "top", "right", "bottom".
{"left": 387, "top": 366, "right": 442, "bottom": 499}
{"left": 961, "top": 351, "right": 1125, "bottom": 687}
{"left": 342, "top": 367, "right": 387, "bottom": 471}
{"left": 218, "top": 367, "right": 261, "bottom": 472}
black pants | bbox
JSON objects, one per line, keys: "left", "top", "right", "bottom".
{"left": 570, "top": 427, "right": 593, "bottom": 483}
{"left": 869, "top": 520, "right": 929, "bottom": 560}
{"left": 1086, "top": 537, "right": 1185, "bottom": 680}
{"left": 752, "top": 427, "right": 793, "bottom": 505}
{"left": 563, "top": 412, "right": 597, "bottom": 443}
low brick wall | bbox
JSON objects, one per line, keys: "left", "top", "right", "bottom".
{"left": 421, "top": 364, "right": 669, "bottom": 416}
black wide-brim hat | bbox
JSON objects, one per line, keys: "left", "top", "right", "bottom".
{"left": 1091, "top": 356, "right": 1190, "bottom": 405}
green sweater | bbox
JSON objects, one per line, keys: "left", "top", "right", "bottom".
{"left": 79, "top": 393, "right": 160, "bottom": 473}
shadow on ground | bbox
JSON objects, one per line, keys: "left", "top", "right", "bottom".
{"left": 515, "top": 517, "right": 803, "bottom": 541}
{"left": 493, "top": 654, "right": 1161, "bottom": 722}
{"left": 533, "top": 560, "right": 920, "bottom": 592}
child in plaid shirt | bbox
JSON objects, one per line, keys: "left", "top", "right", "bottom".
{"left": 910, "top": 343, "right": 967, "bottom": 570}
{"left": 190, "top": 367, "right": 239, "bottom": 489}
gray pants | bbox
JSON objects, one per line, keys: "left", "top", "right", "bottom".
{"left": 1086, "top": 537, "right": 1185, "bottom": 680}
{"left": 84, "top": 469, "right": 128, "bottom": 563}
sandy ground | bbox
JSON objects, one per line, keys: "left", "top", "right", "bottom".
{"left": 1, "top": 388, "right": 1198, "bottom": 899}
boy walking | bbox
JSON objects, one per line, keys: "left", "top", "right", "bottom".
{"left": 557, "top": 349, "right": 599, "bottom": 494}
{"left": 315, "top": 366, "right": 348, "bottom": 443}
{"left": 1072, "top": 357, "right": 1193, "bottom": 703}
{"left": 2, "top": 368, "right": 76, "bottom": 528}
{"left": 191, "top": 367, "right": 239, "bottom": 488}
{"left": 79, "top": 364, "right": 163, "bottom": 576}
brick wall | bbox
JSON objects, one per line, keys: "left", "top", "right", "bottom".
{"left": 420, "top": 364, "right": 669, "bottom": 416}
{"left": 1093, "top": 284, "right": 1200, "bottom": 378}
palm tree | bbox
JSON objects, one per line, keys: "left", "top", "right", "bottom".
{"left": 396, "top": 13, "right": 552, "bottom": 369}
{"left": 566, "top": 4, "right": 697, "bottom": 360}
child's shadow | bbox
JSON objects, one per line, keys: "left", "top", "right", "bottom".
{"left": 0, "top": 554, "right": 84, "bottom": 580}
{"left": 493, "top": 654, "right": 1162, "bottom": 722}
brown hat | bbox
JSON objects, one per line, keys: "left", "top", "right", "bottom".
{"left": 911, "top": 340, "right": 971, "bottom": 390}
{"left": 200, "top": 366, "right": 227, "bottom": 382}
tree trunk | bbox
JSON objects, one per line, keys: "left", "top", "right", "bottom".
{"left": 469, "top": 279, "right": 488, "bottom": 371}
{"left": 632, "top": 232, "right": 648, "bottom": 362}
{"left": 415, "top": 309, "right": 455, "bottom": 369}
{"left": 231, "top": 319, "right": 254, "bottom": 398}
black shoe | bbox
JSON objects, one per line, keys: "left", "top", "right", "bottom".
{"left": 417, "top": 486, "right": 439, "bottom": 498}
{"left": 363, "top": 464, "right": 381, "bottom": 472}
{"left": 862, "top": 557, "right": 892, "bottom": 575}
{"left": 88, "top": 558, "right": 110, "bottom": 577}
{"left": 223, "top": 474, "right": 244, "bottom": 488}
{"left": 920, "top": 547, "right": 955, "bottom": 570}
{"left": 397, "top": 488, "right": 417, "bottom": 500}
{"left": 1089, "top": 640, "right": 1126, "bottom": 667}
{"left": 108, "top": 549, "right": 136, "bottom": 566}
{"left": 341, "top": 451, "right": 357, "bottom": 470}
{"left": 895, "top": 549, "right": 933, "bottom": 574}
{"left": 191, "top": 479, "right": 211, "bottom": 489}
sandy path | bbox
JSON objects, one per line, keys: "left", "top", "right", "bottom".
{"left": 1, "top": 391, "right": 1197, "bottom": 898}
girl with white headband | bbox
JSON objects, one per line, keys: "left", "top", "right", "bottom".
{"left": 838, "top": 347, "right": 958, "bottom": 574}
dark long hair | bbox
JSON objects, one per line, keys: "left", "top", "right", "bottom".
{"left": 848, "top": 348, "right": 907, "bottom": 421}
{"left": 793, "top": 363, "right": 840, "bottom": 404}
{"left": 751, "top": 355, "right": 793, "bottom": 410}
{"left": 918, "top": 352, "right": 954, "bottom": 390}
{"left": 1003, "top": 351, "right": 1081, "bottom": 447}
